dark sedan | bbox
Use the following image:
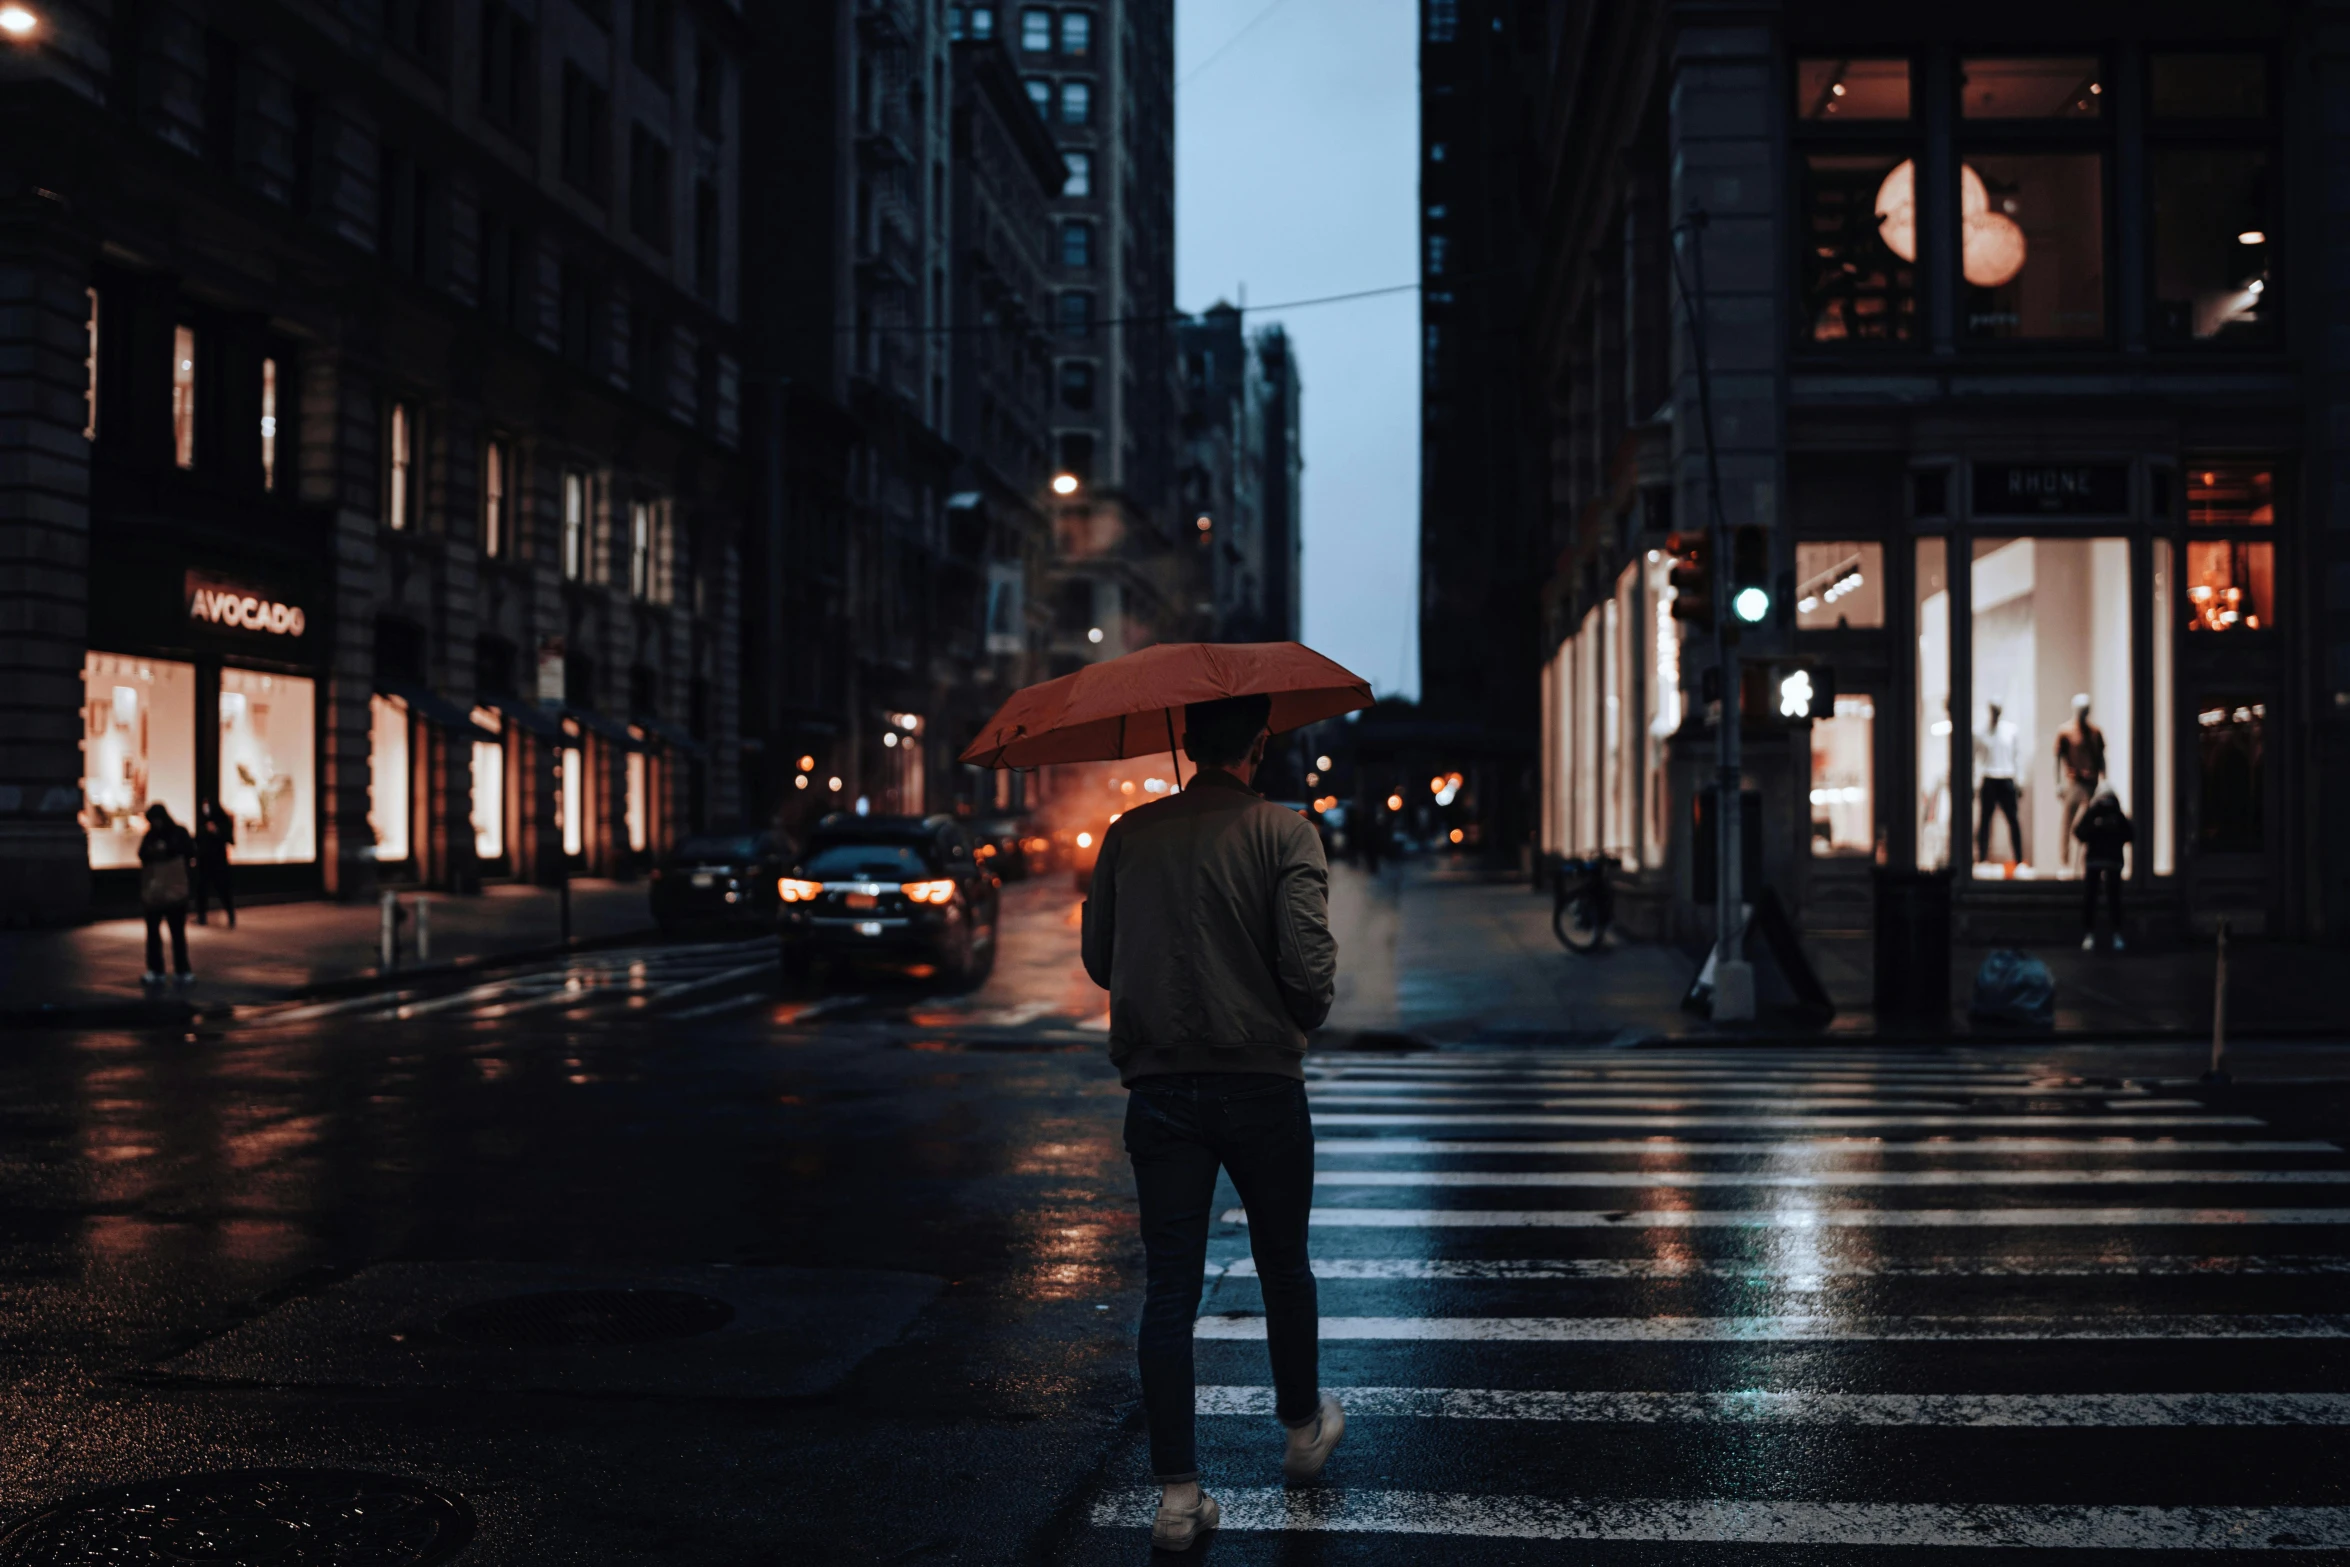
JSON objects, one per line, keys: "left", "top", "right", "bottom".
{"left": 648, "top": 829, "right": 793, "bottom": 934}
{"left": 777, "top": 815, "right": 1001, "bottom": 985}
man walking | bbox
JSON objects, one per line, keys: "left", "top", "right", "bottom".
{"left": 1082, "top": 693, "right": 1342, "bottom": 1550}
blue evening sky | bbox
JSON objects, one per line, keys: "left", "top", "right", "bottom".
{"left": 1174, "top": 0, "right": 1420, "bottom": 699}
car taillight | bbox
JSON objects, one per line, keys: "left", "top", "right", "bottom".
{"left": 901, "top": 879, "right": 956, "bottom": 904}
{"left": 778, "top": 878, "right": 823, "bottom": 902}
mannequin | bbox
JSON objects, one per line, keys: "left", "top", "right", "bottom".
{"left": 1974, "top": 701, "right": 2023, "bottom": 865}
{"left": 2055, "top": 693, "right": 2107, "bottom": 874}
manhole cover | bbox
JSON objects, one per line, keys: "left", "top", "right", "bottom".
{"left": 436, "top": 1287, "right": 733, "bottom": 1347}
{"left": 0, "top": 1469, "right": 471, "bottom": 1565}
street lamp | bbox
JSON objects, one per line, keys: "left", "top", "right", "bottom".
{"left": 1051, "top": 473, "right": 1081, "bottom": 497}
{"left": 0, "top": 6, "right": 40, "bottom": 38}
{"left": 1732, "top": 584, "right": 1772, "bottom": 624}
{"left": 1086, "top": 627, "right": 1104, "bottom": 644}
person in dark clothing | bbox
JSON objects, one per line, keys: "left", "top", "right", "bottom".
{"left": 193, "top": 802, "right": 237, "bottom": 926}
{"left": 2073, "top": 785, "right": 2134, "bottom": 952}
{"left": 137, "top": 803, "right": 197, "bottom": 986}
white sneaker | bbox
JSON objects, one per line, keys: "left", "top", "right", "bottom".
{"left": 1150, "top": 1490, "right": 1219, "bottom": 1550}
{"left": 2081, "top": 934, "right": 2097, "bottom": 951}
{"left": 1282, "top": 1392, "right": 1346, "bottom": 1482}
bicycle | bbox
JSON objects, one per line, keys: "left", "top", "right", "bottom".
{"left": 1551, "top": 852, "right": 1619, "bottom": 954}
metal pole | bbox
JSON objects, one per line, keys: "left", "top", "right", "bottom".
{"left": 379, "top": 890, "right": 398, "bottom": 974}
{"left": 2206, "top": 918, "right": 2230, "bottom": 1082}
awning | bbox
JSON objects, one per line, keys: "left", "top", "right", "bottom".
{"left": 480, "top": 696, "right": 565, "bottom": 739}
{"left": 631, "top": 716, "right": 708, "bottom": 757}
{"left": 379, "top": 681, "right": 501, "bottom": 740}
{"left": 560, "top": 705, "right": 640, "bottom": 746}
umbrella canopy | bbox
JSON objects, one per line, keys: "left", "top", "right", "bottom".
{"left": 959, "top": 641, "right": 1374, "bottom": 769}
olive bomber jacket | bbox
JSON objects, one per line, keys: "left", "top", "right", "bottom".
{"left": 1080, "top": 768, "right": 1338, "bottom": 1083}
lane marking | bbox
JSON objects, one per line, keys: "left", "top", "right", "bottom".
{"left": 1211, "top": 1254, "right": 2350, "bottom": 1280}
{"left": 1312, "top": 1138, "right": 2340, "bottom": 1156}
{"left": 1312, "top": 1168, "right": 2350, "bottom": 1189}
{"left": 642, "top": 959, "right": 778, "bottom": 1004}
{"left": 1194, "top": 1313, "right": 2350, "bottom": 1342}
{"left": 1087, "top": 1488, "right": 2350, "bottom": 1546}
{"left": 1226, "top": 1206, "right": 2350, "bottom": 1228}
{"left": 1308, "top": 1083, "right": 2151, "bottom": 1100}
{"left": 1191, "top": 1386, "right": 2350, "bottom": 1426}
{"left": 1311, "top": 1113, "right": 2265, "bottom": 1129}
{"left": 1307, "top": 1095, "right": 2196, "bottom": 1112}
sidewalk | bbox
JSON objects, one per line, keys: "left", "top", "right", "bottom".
{"left": 0, "top": 881, "right": 660, "bottom": 1024}
{"left": 1321, "top": 856, "right": 2350, "bottom": 1044}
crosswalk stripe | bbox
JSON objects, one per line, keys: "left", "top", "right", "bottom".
{"left": 1087, "top": 1488, "right": 2350, "bottom": 1546}
{"left": 1313, "top": 1138, "right": 2340, "bottom": 1155}
{"left": 1191, "top": 1386, "right": 2350, "bottom": 1425}
{"left": 1194, "top": 1313, "right": 2350, "bottom": 1342}
{"left": 1311, "top": 1113, "right": 2264, "bottom": 1128}
{"left": 1312, "top": 1168, "right": 2350, "bottom": 1189}
{"left": 1309, "top": 1096, "right": 2186, "bottom": 1113}
{"left": 1211, "top": 1254, "right": 2350, "bottom": 1280}
{"left": 1230, "top": 1206, "right": 2350, "bottom": 1228}
{"left": 1308, "top": 1082, "right": 2156, "bottom": 1099}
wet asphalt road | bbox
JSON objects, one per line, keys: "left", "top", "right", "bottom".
{"left": 1, "top": 875, "right": 2348, "bottom": 1563}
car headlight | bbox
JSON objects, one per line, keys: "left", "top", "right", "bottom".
{"left": 778, "top": 878, "right": 823, "bottom": 902}
{"left": 900, "top": 879, "right": 956, "bottom": 904}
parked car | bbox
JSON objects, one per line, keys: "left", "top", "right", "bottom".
{"left": 971, "top": 815, "right": 1050, "bottom": 881}
{"left": 778, "top": 815, "right": 1001, "bottom": 985}
{"left": 649, "top": 828, "right": 794, "bottom": 934}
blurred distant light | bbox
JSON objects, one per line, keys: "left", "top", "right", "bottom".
{"left": 1196, "top": 515, "right": 1212, "bottom": 531}
{"left": 1316, "top": 754, "right": 1332, "bottom": 771}
{"left": 1449, "top": 828, "right": 1465, "bottom": 844}
{"left": 1076, "top": 831, "right": 1093, "bottom": 849}
{"left": 794, "top": 775, "right": 809, "bottom": 789}
{"left": 827, "top": 776, "right": 843, "bottom": 791}
{"left": 1385, "top": 793, "right": 1403, "bottom": 812}
{"left": 1051, "top": 473, "right": 1081, "bottom": 496}
{"left": 1087, "top": 627, "right": 1104, "bottom": 644}
{"left": 1732, "top": 585, "right": 1772, "bottom": 624}
{"left": 0, "top": 6, "right": 37, "bottom": 37}
{"left": 883, "top": 732, "right": 898, "bottom": 748}
{"left": 2238, "top": 230, "right": 2267, "bottom": 246}
{"left": 798, "top": 754, "right": 816, "bottom": 771}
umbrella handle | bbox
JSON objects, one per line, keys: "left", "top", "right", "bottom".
{"left": 1165, "top": 709, "right": 1184, "bottom": 792}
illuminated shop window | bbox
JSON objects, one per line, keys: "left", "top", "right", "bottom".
{"left": 625, "top": 750, "right": 649, "bottom": 853}
{"left": 1914, "top": 537, "right": 1950, "bottom": 870}
{"left": 1961, "top": 154, "right": 2106, "bottom": 340}
{"left": 559, "top": 745, "right": 585, "bottom": 857}
{"left": 484, "top": 437, "right": 509, "bottom": 558}
{"left": 1810, "top": 695, "right": 1876, "bottom": 857}
{"left": 260, "top": 357, "right": 278, "bottom": 490}
{"left": 2197, "top": 700, "right": 2264, "bottom": 852}
{"left": 219, "top": 668, "right": 316, "bottom": 865}
{"left": 368, "top": 693, "right": 410, "bottom": 863}
{"left": 388, "top": 400, "right": 418, "bottom": 530}
{"left": 172, "top": 324, "right": 198, "bottom": 467}
{"left": 1795, "top": 57, "right": 1910, "bottom": 120}
{"left": 630, "top": 499, "right": 654, "bottom": 598}
{"left": 563, "top": 469, "right": 588, "bottom": 580}
{"left": 1801, "top": 155, "right": 1919, "bottom": 343}
{"left": 2187, "top": 464, "right": 2274, "bottom": 527}
{"left": 470, "top": 712, "right": 505, "bottom": 862}
{"left": 2184, "top": 541, "right": 2273, "bottom": 632}
{"left": 1642, "top": 550, "right": 1678, "bottom": 871}
{"left": 80, "top": 654, "right": 198, "bottom": 870}
{"left": 1794, "top": 541, "right": 1885, "bottom": 629}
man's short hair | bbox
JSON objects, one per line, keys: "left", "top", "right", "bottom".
{"left": 1183, "top": 693, "right": 1272, "bottom": 767}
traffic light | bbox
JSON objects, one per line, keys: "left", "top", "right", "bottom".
{"left": 1666, "top": 531, "right": 1713, "bottom": 628}
{"left": 1771, "top": 660, "right": 1837, "bottom": 724}
{"left": 1730, "top": 526, "right": 1772, "bottom": 624}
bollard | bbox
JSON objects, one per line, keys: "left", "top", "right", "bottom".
{"left": 415, "top": 894, "right": 431, "bottom": 961}
{"left": 379, "top": 889, "right": 399, "bottom": 973}
{"left": 2204, "top": 918, "right": 2230, "bottom": 1084}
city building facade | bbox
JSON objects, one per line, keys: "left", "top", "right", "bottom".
{"left": 1178, "top": 305, "right": 1303, "bottom": 644}
{"left": 5, "top": 0, "right": 745, "bottom": 923}
{"left": 1506, "top": 0, "right": 2350, "bottom": 946}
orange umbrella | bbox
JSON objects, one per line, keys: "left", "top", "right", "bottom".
{"left": 959, "top": 641, "right": 1374, "bottom": 774}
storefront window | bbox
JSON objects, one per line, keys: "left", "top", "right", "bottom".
{"left": 470, "top": 713, "right": 505, "bottom": 862}
{"left": 1914, "top": 537, "right": 1951, "bottom": 870}
{"left": 2197, "top": 700, "right": 2264, "bottom": 851}
{"left": 1962, "top": 154, "right": 2106, "bottom": 340}
{"left": 172, "top": 324, "right": 198, "bottom": 468}
{"left": 1610, "top": 564, "right": 1639, "bottom": 869}
{"left": 2185, "top": 540, "right": 2274, "bottom": 632}
{"left": 625, "top": 750, "right": 649, "bottom": 854}
{"left": 2150, "top": 54, "right": 2266, "bottom": 120}
{"left": 2152, "top": 540, "right": 2176, "bottom": 875}
{"left": 2187, "top": 464, "right": 2274, "bottom": 527}
{"left": 1643, "top": 551, "right": 1679, "bottom": 870}
{"left": 559, "top": 745, "right": 585, "bottom": 858}
{"left": 260, "top": 357, "right": 278, "bottom": 490}
{"left": 368, "top": 693, "right": 410, "bottom": 864}
{"left": 1968, "top": 538, "right": 2133, "bottom": 879}
{"left": 1811, "top": 695, "right": 1875, "bottom": 856}
{"left": 1795, "top": 541, "right": 1885, "bottom": 629}
{"left": 1801, "top": 155, "right": 1919, "bottom": 343}
{"left": 1795, "top": 58, "right": 1909, "bottom": 120}
{"left": 2152, "top": 150, "right": 2273, "bottom": 342}
{"left": 219, "top": 669, "right": 316, "bottom": 864}
{"left": 81, "top": 654, "right": 197, "bottom": 870}
{"left": 1960, "top": 57, "right": 2102, "bottom": 120}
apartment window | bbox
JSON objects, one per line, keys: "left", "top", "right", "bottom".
{"left": 562, "top": 469, "right": 588, "bottom": 580}
{"left": 1026, "top": 77, "right": 1051, "bottom": 116}
{"left": 629, "top": 498, "right": 654, "bottom": 598}
{"left": 1059, "top": 359, "right": 1095, "bottom": 409}
{"left": 2184, "top": 463, "right": 2276, "bottom": 633}
{"left": 1058, "top": 431, "right": 1094, "bottom": 479}
{"left": 291, "top": 89, "right": 319, "bottom": 216}
{"left": 630, "top": 309, "right": 668, "bottom": 399}
{"left": 1062, "top": 151, "right": 1090, "bottom": 196}
{"left": 483, "top": 436, "right": 509, "bottom": 558}
{"left": 387, "top": 400, "right": 419, "bottom": 530}
{"left": 1426, "top": 0, "right": 1456, "bottom": 42}
{"left": 81, "top": 287, "right": 98, "bottom": 441}
{"left": 694, "top": 179, "right": 720, "bottom": 299}
{"left": 1794, "top": 57, "right": 1910, "bottom": 120}
{"left": 1057, "top": 290, "right": 1093, "bottom": 338}
{"left": 1426, "top": 233, "right": 1448, "bottom": 276}
{"left": 1800, "top": 153, "right": 1919, "bottom": 343}
{"left": 561, "top": 65, "right": 611, "bottom": 197}
{"left": 378, "top": 147, "right": 438, "bottom": 278}
{"left": 1060, "top": 218, "right": 1092, "bottom": 268}
{"left": 171, "top": 323, "right": 197, "bottom": 468}
{"left": 1059, "top": 9, "right": 1090, "bottom": 55}
{"left": 1021, "top": 8, "right": 1052, "bottom": 52}
{"left": 1960, "top": 153, "right": 2105, "bottom": 340}
{"left": 1059, "top": 79, "right": 1091, "bottom": 127}
{"left": 629, "top": 123, "right": 672, "bottom": 248}
{"left": 969, "top": 5, "right": 996, "bottom": 39}
{"left": 560, "top": 263, "right": 596, "bottom": 365}
{"left": 949, "top": 6, "right": 966, "bottom": 39}
{"left": 259, "top": 357, "right": 278, "bottom": 491}
{"left": 481, "top": 213, "right": 529, "bottom": 327}
{"left": 479, "top": 3, "right": 534, "bottom": 135}
{"left": 1960, "top": 56, "right": 2101, "bottom": 120}
{"left": 203, "top": 29, "right": 240, "bottom": 175}
{"left": 693, "top": 36, "right": 723, "bottom": 137}
{"left": 2151, "top": 53, "right": 2267, "bottom": 120}
{"left": 633, "top": 0, "right": 674, "bottom": 82}
{"left": 389, "top": 0, "right": 448, "bottom": 70}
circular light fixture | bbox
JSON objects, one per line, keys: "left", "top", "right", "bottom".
{"left": 794, "top": 775, "right": 808, "bottom": 789}
{"left": 1316, "top": 754, "right": 1332, "bottom": 771}
{"left": 2238, "top": 230, "right": 2267, "bottom": 246}
{"left": 1051, "top": 473, "right": 1080, "bottom": 496}
{"left": 798, "top": 754, "right": 815, "bottom": 771}
{"left": 0, "top": 5, "right": 37, "bottom": 37}
{"left": 1086, "top": 626, "right": 1104, "bottom": 644}
{"left": 827, "top": 776, "right": 843, "bottom": 791}
{"left": 1732, "top": 585, "right": 1772, "bottom": 624}
{"left": 1874, "top": 159, "right": 2028, "bottom": 288}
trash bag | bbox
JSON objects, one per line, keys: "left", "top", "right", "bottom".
{"left": 1969, "top": 947, "right": 2054, "bottom": 1029}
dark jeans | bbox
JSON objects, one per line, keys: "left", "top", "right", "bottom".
{"left": 1976, "top": 777, "right": 2022, "bottom": 862}
{"left": 143, "top": 905, "right": 189, "bottom": 975}
{"left": 1124, "top": 1072, "right": 1319, "bottom": 1483}
{"left": 193, "top": 857, "right": 235, "bottom": 925}
{"left": 2083, "top": 864, "right": 2124, "bottom": 936}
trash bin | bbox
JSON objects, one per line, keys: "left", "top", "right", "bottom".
{"left": 1873, "top": 869, "right": 1951, "bottom": 1021}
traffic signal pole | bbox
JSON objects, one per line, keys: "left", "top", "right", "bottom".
{"left": 1672, "top": 211, "right": 1756, "bottom": 1022}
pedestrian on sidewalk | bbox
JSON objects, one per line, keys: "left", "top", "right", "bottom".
{"left": 1081, "top": 692, "right": 1343, "bottom": 1551}
{"left": 137, "top": 803, "right": 197, "bottom": 989}
{"left": 2073, "top": 784, "right": 2133, "bottom": 952}
{"left": 193, "top": 801, "right": 237, "bottom": 927}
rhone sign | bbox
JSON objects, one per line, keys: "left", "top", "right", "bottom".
{"left": 185, "top": 571, "right": 307, "bottom": 638}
